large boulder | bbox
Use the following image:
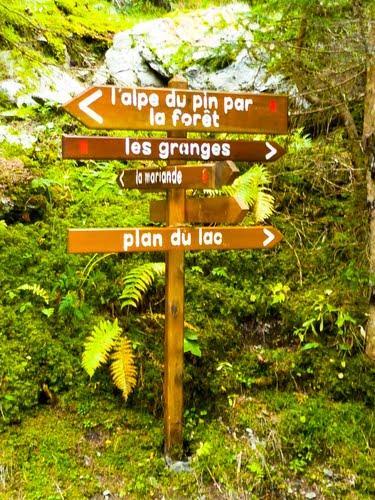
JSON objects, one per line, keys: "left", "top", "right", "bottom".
{"left": 97, "top": 3, "right": 286, "bottom": 92}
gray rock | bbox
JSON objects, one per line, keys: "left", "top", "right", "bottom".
{"left": 0, "top": 51, "right": 83, "bottom": 107}
{"left": 165, "top": 456, "right": 192, "bottom": 473}
{"left": 0, "top": 80, "right": 23, "bottom": 102}
{"left": 98, "top": 3, "right": 291, "bottom": 94}
{"left": 0, "top": 126, "right": 37, "bottom": 149}
{"left": 323, "top": 467, "right": 334, "bottom": 478}
{"left": 305, "top": 492, "right": 317, "bottom": 499}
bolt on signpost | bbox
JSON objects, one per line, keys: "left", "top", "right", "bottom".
{"left": 62, "top": 77, "right": 287, "bottom": 459}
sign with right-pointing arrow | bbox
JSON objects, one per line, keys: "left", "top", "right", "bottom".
{"left": 150, "top": 196, "right": 248, "bottom": 224}
{"left": 68, "top": 226, "right": 282, "bottom": 254}
{"left": 62, "top": 136, "right": 285, "bottom": 163}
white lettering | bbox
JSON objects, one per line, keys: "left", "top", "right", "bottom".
{"left": 150, "top": 108, "right": 166, "bottom": 126}
{"left": 198, "top": 228, "right": 223, "bottom": 246}
{"left": 123, "top": 233, "right": 134, "bottom": 251}
{"left": 142, "top": 141, "right": 151, "bottom": 156}
{"left": 171, "top": 229, "right": 181, "bottom": 246}
{"left": 224, "top": 96, "right": 253, "bottom": 114}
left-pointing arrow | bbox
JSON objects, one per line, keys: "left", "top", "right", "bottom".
{"left": 78, "top": 89, "right": 103, "bottom": 124}
{"left": 118, "top": 170, "right": 125, "bottom": 188}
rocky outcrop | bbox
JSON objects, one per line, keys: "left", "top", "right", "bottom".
{"left": 98, "top": 3, "right": 286, "bottom": 93}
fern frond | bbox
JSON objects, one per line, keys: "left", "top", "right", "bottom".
{"left": 120, "top": 262, "right": 165, "bottom": 309}
{"left": 82, "top": 319, "right": 122, "bottom": 377}
{"left": 110, "top": 338, "right": 137, "bottom": 400}
{"left": 221, "top": 165, "right": 274, "bottom": 223}
{"left": 253, "top": 191, "right": 275, "bottom": 223}
{"left": 17, "top": 284, "right": 49, "bottom": 304}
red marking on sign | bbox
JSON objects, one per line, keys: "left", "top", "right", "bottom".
{"left": 79, "top": 139, "right": 89, "bottom": 154}
{"left": 269, "top": 100, "right": 277, "bottom": 113}
{"left": 202, "top": 168, "right": 209, "bottom": 184}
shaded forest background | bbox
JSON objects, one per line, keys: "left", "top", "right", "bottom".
{"left": 0, "top": 0, "right": 374, "bottom": 498}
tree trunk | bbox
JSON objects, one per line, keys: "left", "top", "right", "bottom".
{"left": 365, "top": 21, "right": 375, "bottom": 360}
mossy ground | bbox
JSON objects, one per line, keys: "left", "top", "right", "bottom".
{"left": 1, "top": 380, "right": 373, "bottom": 498}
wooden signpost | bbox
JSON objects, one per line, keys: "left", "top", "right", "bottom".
{"left": 62, "top": 136, "right": 285, "bottom": 163}
{"left": 62, "top": 77, "right": 287, "bottom": 459}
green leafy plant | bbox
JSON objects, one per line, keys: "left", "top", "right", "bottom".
{"left": 82, "top": 319, "right": 136, "bottom": 400}
{"left": 184, "top": 329, "right": 202, "bottom": 357}
{"left": 269, "top": 282, "right": 290, "bottom": 305}
{"left": 294, "top": 290, "right": 357, "bottom": 349}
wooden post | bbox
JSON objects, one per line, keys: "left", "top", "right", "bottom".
{"left": 164, "top": 76, "right": 188, "bottom": 458}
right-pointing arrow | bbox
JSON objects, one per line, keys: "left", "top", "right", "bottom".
{"left": 78, "top": 89, "right": 103, "bottom": 124}
{"left": 263, "top": 228, "right": 275, "bottom": 247}
{"left": 265, "top": 141, "right": 277, "bottom": 160}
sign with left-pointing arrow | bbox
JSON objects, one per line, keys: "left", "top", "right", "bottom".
{"left": 117, "top": 162, "right": 239, "bottom": 190}
{"left": 68, "top": 226, "right": 282, "bottom": 254}
{"left": 62, "top": 136, "right": 285, "bottom": 162}
{"left": 63, "top": 86, "right": 288, "bottom": 134}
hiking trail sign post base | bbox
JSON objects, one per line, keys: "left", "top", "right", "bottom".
{"left": 62, "top": 76, "right": 287, "bottom": 459}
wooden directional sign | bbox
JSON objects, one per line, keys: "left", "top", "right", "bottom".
{"left": 150, "top": 196, "right": 248, "bottom": 224}
{"left": 63, "top": 86, "right": 288, "bottom": 134}
{"left": 62, "top": 136, "right": 285, "bottom": 163}
{"left": 68, "top": 226, "right": 282, "bottom": 254}
{"left": 116, "top": 161, "right": 239, "bottom": 190}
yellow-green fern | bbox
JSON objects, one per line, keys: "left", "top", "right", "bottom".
{"left": 211, "top": 165, "right": 275, "bottom": 223}
{"left": 120, "top": 262, "right": 165, "bottom": 308}
{"left": 110, "top": 338, "right": 137, "bottom": 400}
{"left": 17, "top": 283, "right": 49, "bottom": 304}
{"left": 82, "top": 319, "right": 121, "bottom": 377}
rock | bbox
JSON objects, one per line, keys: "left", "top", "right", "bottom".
{"left": 0, "top": 158, "right": 45, "bottom": 223}
{"left": 0, "top": 51, "right": 83, "bottom": 107}
{"left": 0, "top": 126, "right": 37, "bottom": 149}
{"left": 165, "top": 456, "right": 192, "bottom": 472}
{"left": 0, "top": 80, "right": 23, "bottom": 103}
{"left": 323, "top": 468, "right": 334, "bottom": 478}
{"left": 99, "top": 3, "right": 290, "bottom": 93}
{"left": 305, "top": 492, "right": 317, "bottom": 499}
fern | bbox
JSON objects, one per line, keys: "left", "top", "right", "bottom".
{"left": 82, "top": 319, "right": 122, "bottom": 377}
{"left": 110, "top": 338, "right": 137, "bottom": 400}
{"left": 210, "top": 165, "right": 275, "bottom": 223}
{"left": 120, "top": 262, "right": 165, "bottom": 309}
{"left": 252, "top": 191, "right": 275, "bottom": 223}
{"left": 17, "top": 284, "right": 49, "bottom": 304}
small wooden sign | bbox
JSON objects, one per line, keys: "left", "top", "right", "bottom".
{"left": 62, "top": 136, "right": 286, "bottom": 162}
{"left": 150, "top": 196, "right": 248, "bottom": 224}
{"left": 68, "top": 226, "right": 282, "bottom": 253}
{"left": 63, "top": 86, "right": 288, "bottom": 134}
{"left": 116, "top": 161, "right": 239, "bottom": 190}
